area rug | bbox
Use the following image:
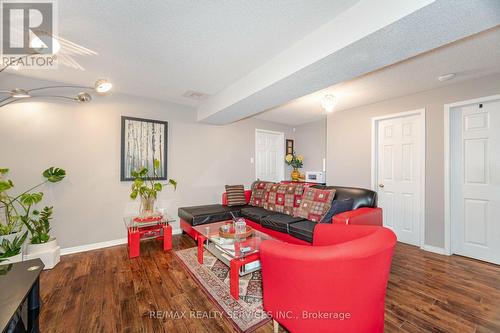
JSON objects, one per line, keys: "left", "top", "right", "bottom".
{"left": 175, "top": 247, "right": 270, "bottom": 332}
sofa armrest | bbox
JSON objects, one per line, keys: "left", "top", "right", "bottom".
{"left": 221, "top": 190, "right": 252, "bottom": 205}
{"left": 313, "top": 223, "right": 381, "bottom": 246}
{"left": 332, "top": 207, "right": 382, "bottom": 226}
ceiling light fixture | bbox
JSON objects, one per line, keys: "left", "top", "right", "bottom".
{"left": 0, "top": 79, "right": 112, "bottom": 108}
{"left": 10, "top": 89, "right": 31, "bottom": 98}
{"left": 76, "top": 92, "right": 92, "bottom": 103}
{"left": 95, "top": 79, "right": 113, "bottom": 94}
{"left": 321, "top": 94, "right": 338, "bottom": 113}
{"left": 438, "top": 73, "right": 456, "bottom": 82}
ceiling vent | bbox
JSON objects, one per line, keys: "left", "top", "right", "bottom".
{"left": 182, "top": 90, "right": 210, "bottom": 100}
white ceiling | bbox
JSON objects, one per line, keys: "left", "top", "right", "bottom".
{"left": 255, "top": 27, "right": 500, "bottom": 126}
{"left": 7, "top": 0, "right": 358, "bottom": 105}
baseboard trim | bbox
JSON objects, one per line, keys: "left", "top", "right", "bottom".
{"left": 61, "top": 228, "right": 182, "bottom": 256}
{"left": 421, "top": 244, "right": 448, "bottom": 255}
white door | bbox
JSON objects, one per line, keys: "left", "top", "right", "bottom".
{"left": 451, "top": 100, "right": 500, "bottom": 264}
{"left": 255, "top": 129, "right": 284, "bottom": 182}
{"left": 375, "top": 112, "right": 424, "bottom": 246}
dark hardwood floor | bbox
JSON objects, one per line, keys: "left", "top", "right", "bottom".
{"left": 39, "top": 235, "right": 500, "bottom": 333}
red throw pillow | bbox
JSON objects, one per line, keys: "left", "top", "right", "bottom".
{"left": 294, "top": 187, "right": 336, "bottom": 222}
{"left": 263, "top": 183, "right": 306, "bottom": 216}
{"left": 249, "top": 181, "right": 274, "bottom": 207}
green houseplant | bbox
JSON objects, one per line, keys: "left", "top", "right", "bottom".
{"left": 130, "top": 159, "right": 177, "bottom": 217}
{"left": 0, "top": 167, "right": 66, "bottom": 266}
{"left": 0, "top": 168, "right": 22, "bottom": 240}
{"left": 0, "top": 232, "right": 27, "bottom": 263}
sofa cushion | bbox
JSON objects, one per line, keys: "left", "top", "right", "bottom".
{"left": 261, "top": 214, "right": 306, "bottom": 233}
{"left": 288, "top": 220, "right": 316, "bottom": 243}
{"left": 225, "top": 184, "right": 247, "bottom": 206}
{"left": 249, "top": 181, "right": 274, "bottom": 207}
{"left": 311, "top": 185, "right": 377, "bottom": 209}
{"left": 321, "top": 197, "right": 354, "bottom": 223}
{"left": 240, "top": 206, "right": 277, "bottom": 224}
{"left": 294, "top": 187, "right": 336, "bottom": 222}
{"left": 178, "top": 204, "right": 247, "bottom": 226}
{"left": 263, "top": 183, "right": 305, "bottom": 216}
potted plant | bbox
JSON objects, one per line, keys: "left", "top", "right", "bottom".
{"left": 0, "top": 231, "right": 27, "bottom": 264}
{"left": 285, "top": 152, "right": 304, "bottom": 181}
{"left": 0, "top": 167, "right": 66, "bottom": 268}
{"left": 24, "top": 206, "right": 60, "bottom": 268}
{"left": 0, "top": 169, "right": 23, "bottom": 245}
{"left": 0, "top": 215, "right": 22, "bottom": 246}
{"left": 130, "top": 159, "right": 177, "bottom": 217}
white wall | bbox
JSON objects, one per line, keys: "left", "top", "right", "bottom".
{"left": 327, "top": 74, "right": 500, "bottom": 248}
{"left": 0, "top": 75, "right": 294, "bottom": 248}
{"left": 293, "top": 119, "right": 327, "bottom": 174}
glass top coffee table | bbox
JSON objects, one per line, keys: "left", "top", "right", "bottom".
{"left": 193, "top": 220, "right": 276, "bottom": 299}
{"left": 123, "top": 214, "right": 176, "bottom": 259}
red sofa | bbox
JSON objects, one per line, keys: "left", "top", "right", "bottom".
{"left": 260, "top": 224, "right": 397, "bottom": 333}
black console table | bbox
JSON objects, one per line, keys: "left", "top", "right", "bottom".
{"left": 0, "top": 259, "right": 44, "bottom": 333}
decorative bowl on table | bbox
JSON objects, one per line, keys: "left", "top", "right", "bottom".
{"left": 219, "top": 224, "right": 253, "bottom": 239}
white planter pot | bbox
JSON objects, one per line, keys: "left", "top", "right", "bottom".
{"left": 2, "top": 253, "right": 23, "bottom": 264}
{"left": 24, "top": 238, "right": 60, "bottom": 269}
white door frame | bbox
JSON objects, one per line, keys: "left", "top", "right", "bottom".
{"left": 371, "top": 109, "right": 426, "bottom": 248}
{"left": 443, "top": 94, "right": 500, "bottom": 255}
{"left": 255, "top": 128, "right": 285, "bottom": 181}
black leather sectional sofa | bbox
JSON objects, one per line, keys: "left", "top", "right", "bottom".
{"left": 178, "top": 185, "right": 378, "bottom": 243}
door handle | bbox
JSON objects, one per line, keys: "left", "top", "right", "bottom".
{"left": 378, "top": 184, "right": 385, "bottom": 188}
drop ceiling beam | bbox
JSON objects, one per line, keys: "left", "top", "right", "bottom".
{"left": 197, "top": 0, "right": 500, "bottom": 124}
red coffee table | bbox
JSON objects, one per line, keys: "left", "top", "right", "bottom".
{"left": 193, "top": 220, "right": 276, "bottom": 300}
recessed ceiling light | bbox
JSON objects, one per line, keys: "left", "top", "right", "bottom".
{"left": 321, "top": 94, "right": 337, "bottom": 113}
{"left": 437, "top": 73, "right": 456, "bottom": 82}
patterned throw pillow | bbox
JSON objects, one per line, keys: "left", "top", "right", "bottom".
{"left": 263, "top": 183, "right": 306, "bottom": 216}
{"left": 249, "top": 181, "right": 274, "bottom": 207}
{"left": 294, "top": 187, "right": 336, "bottom": 222}
{"left": 225, "top": 184, "right": 247, "bottom": 207}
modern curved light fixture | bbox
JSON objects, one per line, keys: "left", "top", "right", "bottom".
{"left": 0, "top": 79, "right": 112, "bottom": 107}
{"left": 77, "top": 92, "right": 92, "bottom": 103}
{"left": 10, "top": 89, "right": 31, "bottom": 98}
{"left": 321, "top": 94, "right": 338, "bottom": 113}
{"left": 0, "top": 31, "right": 107, "bottom": 107}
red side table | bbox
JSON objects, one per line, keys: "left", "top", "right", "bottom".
{"left": 124, "top": 215, "right": 175, "bottom": 258}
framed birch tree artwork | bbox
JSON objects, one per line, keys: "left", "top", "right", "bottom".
{"left": 121, "top": 116, "right": 168, "bottom": 181}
